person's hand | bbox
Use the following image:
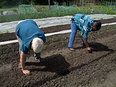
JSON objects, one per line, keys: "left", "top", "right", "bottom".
{"left": 22, "top": 69, "right": 30, "bottom": 75}
{"left": 87, "top": 47, "right": 92, "bottom": 53}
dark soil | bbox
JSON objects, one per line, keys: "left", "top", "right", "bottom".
{"left": 0, "top": 18, "right": 116, "bottom": 87}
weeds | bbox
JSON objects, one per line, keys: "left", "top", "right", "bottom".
{"left": 5, "top": 29, "right": 9, "bottom": 33}
{"left": 0, "top": 31, "right": 3, "bottom": 34}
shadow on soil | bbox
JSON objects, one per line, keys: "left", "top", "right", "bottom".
{"left": 25, "top": 43, "right": 115, "bottom": 87}
{"left": 26, "top": 54, "right": 70, "bottom": 75}
{"left": 89, "top": 42, "right": 113, "bottom": 52}
{"left": 25, "top": 54, "right": 70, "bottom": 86}
{"left": 75, "top": 42, "right": 113, "bottom": 52}
{"left": 70, "top": 42, "right": 115, "bottom": 71}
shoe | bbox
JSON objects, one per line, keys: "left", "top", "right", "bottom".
{"left": 34, "top": 53, "right": 41, "bottom": 62}
{"left": 35, "top": 58, "right": 41, "bottom": 62}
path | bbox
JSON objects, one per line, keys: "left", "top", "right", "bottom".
{"left": 0, "top": 14, "right": 116, "bottom": 33}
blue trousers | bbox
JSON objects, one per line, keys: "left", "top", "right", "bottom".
{"left": 68, "top": 21, "right": 84, "bottom": 48}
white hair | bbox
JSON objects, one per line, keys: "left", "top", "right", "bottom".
{"left": 32, "top": 38, "right": 44, "bottom": 53}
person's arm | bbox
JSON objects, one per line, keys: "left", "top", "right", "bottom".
{"left": 20, "top": 51, "right": 30, "bottom": 75}
{"left": 82, "top": 37, "right": 91, "bottom": 52}
{"left": 81, "top": 28, "right": 92, "bottom": 52}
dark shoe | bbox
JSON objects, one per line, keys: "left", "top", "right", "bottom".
{"left": 34, "top": 53, "right": 41, "bottom": 61}
{"left": 35, "top": 57, "right": 41, "bottom": 62}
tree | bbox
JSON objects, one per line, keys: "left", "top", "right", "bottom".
{"left": 48, "top": 0, "right": 50, "bottom": 8}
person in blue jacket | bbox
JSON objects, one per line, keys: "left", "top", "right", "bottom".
{"left": 15, "top": 19, "right": 46, "bottom": 75}
{"left": 68, "top": 14, "right": 101, "bottom": 52}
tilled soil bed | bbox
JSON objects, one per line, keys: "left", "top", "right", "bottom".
{"left": 0, "top": 18, "right": 116, "bottom": 87}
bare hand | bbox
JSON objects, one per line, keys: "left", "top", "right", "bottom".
{"left": 87, "top": 47, "right": 92, "bottom": 53}
{"left": 22, "top": 69, "right": 30, "bottom": 75}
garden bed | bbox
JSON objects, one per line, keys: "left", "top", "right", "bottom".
{"left": 0, "top": 18, "right": 116, "bottom": 87}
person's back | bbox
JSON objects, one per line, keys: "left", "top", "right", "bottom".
{"left": 16, "top": 20, "right": 46, "bottom": 43}
{"left": 72, "top": 14, "right": 94, "bottom": 32}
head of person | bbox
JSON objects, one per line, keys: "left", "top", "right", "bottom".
{"left": 92, "top": 20, "right": 101, "bottom": 31}
{"left": 31, "top": 38, "right": 44, "bottom": 53}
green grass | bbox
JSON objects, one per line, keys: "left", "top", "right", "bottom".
{"left": 5, "top": 29, "right": 9, "bottom": 33}
{"left": 0, "top": 31, "right": 3, "bottom": 34}
{"left": 0, "top": 5, "right": 116, "bottom": 23}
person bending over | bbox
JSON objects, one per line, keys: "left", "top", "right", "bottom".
{"left": 15, "top": 19, "right": 46, "bottom": 75}
{"left": 68, "top": 14, "right": 101, "bottom": 52}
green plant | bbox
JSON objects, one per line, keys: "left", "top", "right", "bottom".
{"left": 0, "top": 31, "right": 3, "bottom": 34}
{"left": 5, "top": 29, "right": 9, "bottom": 33}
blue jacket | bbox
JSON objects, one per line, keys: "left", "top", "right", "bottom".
{"left": 16, "top": 20, "right": 46, "bottom": 54}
